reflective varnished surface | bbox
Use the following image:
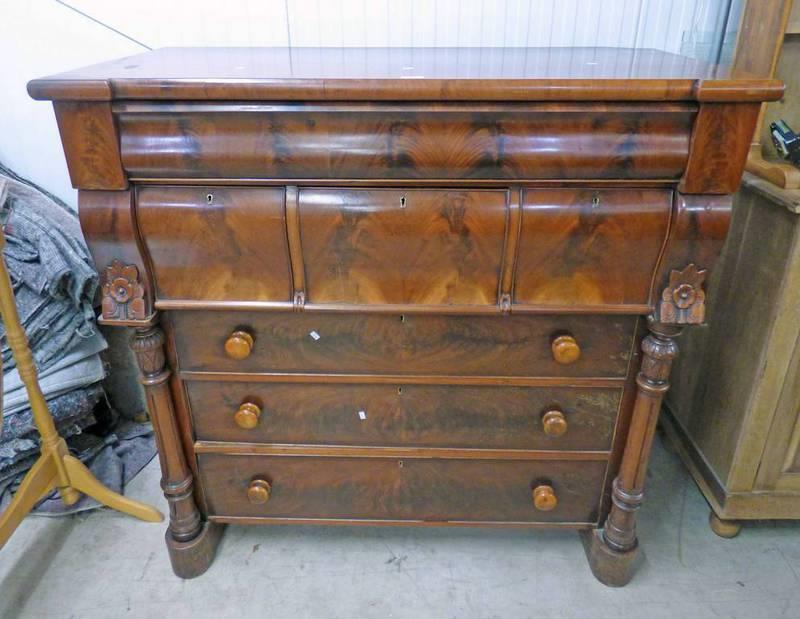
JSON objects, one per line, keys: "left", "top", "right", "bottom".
{"left": 116, "top": 103, "right": 694, "bottom": 181}
{"left": 28, "top": 47, "right": 783, "bottom": 102}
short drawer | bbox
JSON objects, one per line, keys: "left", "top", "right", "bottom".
{"left": 187, "top": 381, "right": 621, "bottom": 451}
{"left": 198, "top": 453, "right": 607, "bottom": 524}
{"left": 172, "top": 312, "right": 636, "bottom": 377}
{"left": 299, "top": 188, "right": 507, "bottom": 307}
{"left": 514, "top": 188, "right": 672, "bottom": 308}
{"left": 137, "top": 186, "right": 292, "bottom": 302}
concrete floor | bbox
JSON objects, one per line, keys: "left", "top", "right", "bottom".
{"left": 2, "top": 433, "right": 800, "bottom": 619}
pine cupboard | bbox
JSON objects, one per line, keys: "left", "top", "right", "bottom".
{"left": 664, "top": 173, "right": 800, "bottom": 536}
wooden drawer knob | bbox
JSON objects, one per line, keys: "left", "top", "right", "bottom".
{"left": 532, "top": 484, "right": 558, "bottom": 512}
{"left": 234, "top": 402, "right": 262, "bottom": 429}
{"left": 551, "top": 334, "right": 580, "bottom": 365}
{"left": 247, "top": 478, "right": 271, "bottom": 505}
{"left": 225, "top": 330, "right": 254, "bottom": 360}
{"left": 542, "top": 410, "right": 568, "bottom": 437}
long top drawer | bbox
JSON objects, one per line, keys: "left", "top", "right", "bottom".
{"left": 117, "top": 103, "right": 694, "bottom": 181}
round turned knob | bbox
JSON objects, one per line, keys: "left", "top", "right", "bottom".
{"left": 225, "top": 330, "right": 254, "bottom": 360}
{"left": 542, "top": 410, "right": 568, "bottom": 437}
{"left": 532, "top": 484, "right": 558, "bottom": 511}
{"left": 247, "top": 478, "right": 271, "bottom": 505}
{"left": 551, "top": 334, "right": 581, "bottom": 365}
{"left": 234, "top": 402, "right": 262, "bottom": 430}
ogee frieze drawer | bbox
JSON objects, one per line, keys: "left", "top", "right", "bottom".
{"left": 187, "top": 381, "right": 622, "bottom": 451}
{"left": 171, "top": 311, "right": 636, "bottom": 377}
{"left": 298, "top": 188, "right": 508, "bottom": 306}
{"left": 116, "top": 102, "right": 694, "bottom": 180}
{"left": 198, "top": 453, "right": 607, "bottom": 524}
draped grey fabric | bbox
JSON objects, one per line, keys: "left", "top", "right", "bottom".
{"left": 0, "top": 166, "right": 100, "bottom": 374}
{"left": 0, "top": 164, "right": 157, "bottom": 517}
{"left": 0, "top": 384, "right": 103, "bottom": 472}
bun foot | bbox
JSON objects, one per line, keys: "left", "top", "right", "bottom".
{"left": 580, "top": 529, "right": 643, "bottom": 587}
{"left": 166, "top": 521, "right": 225, "bottom": 579}
{"left": 709, "top": 512, "right": 742, "bottom": 538}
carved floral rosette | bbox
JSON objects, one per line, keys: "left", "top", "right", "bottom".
{"left": 658, "top": 263, "right": 707, "bottom": 325}
{"left": 101, "top": 260, "right": 146, "bottom": 320}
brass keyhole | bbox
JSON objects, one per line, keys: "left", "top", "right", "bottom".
{"left": 400, "top": 195, "right": 406, "bottom": 208}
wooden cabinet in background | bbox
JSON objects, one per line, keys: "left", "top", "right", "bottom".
{"left": 28, "top": 47, "right": 781, "bottom": 586}
{"left": 664, "top": 173, "right": 800, "bottom": 536}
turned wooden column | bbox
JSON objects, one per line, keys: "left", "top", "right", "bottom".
{"left": 130, "top": 325, "right": 202, "bottom": 542}
{"left": 583, "top": 262, "right": 709, "bottom": 585}
{"left": 130, "top": 322, "right": 222, "bottom": 577}
{"left": 602, "top": 322, "right": 681, "bottom": 552}
{"left": 582, "top": 320, "right": 682, "bottom": 585}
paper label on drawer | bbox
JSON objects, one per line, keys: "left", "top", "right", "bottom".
{"left": 309, "top": 330, "right": 321, "bottom": 341}
{"left": 358, "top": 410, "right": 367, "bottom": 420}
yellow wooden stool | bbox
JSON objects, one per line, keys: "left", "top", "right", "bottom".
{"left": 0, "top": 225, "right": 162, "bottom": 550}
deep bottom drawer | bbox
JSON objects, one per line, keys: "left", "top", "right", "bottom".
{"left": 199, "top": 453, "right": 607, "bottom": 524}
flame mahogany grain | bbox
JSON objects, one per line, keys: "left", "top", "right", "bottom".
{"left": 114, "top": 103, "right": 696, "bottom": 182}
{"left": 515, "top": 189, "right": 672, "bottom": 307}
{"left": 298, "top": 188, "right": 507, "bottom": 306}
{"left": 137, "top": 186, "right": 292, "bottom": 302}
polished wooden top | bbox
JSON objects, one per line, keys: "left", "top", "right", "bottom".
{"left": 29, "top": 47, "right": 783, "bottom": 103}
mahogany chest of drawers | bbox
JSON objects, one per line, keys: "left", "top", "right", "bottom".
{"left": 29, "top": 47, "right": 781, "bottom": 586}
